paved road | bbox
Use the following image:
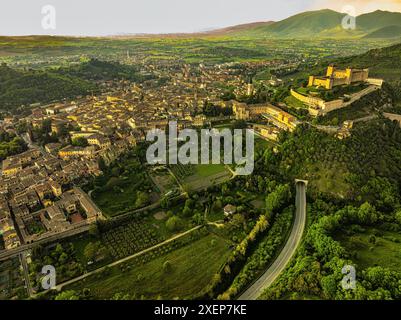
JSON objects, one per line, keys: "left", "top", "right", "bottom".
{"left": 19, "top": 251, "right": 33, "bottom": 297}
{"left": 238, "top": 180, "right": 307, "bottom": 300}
{"left": 352, "top": 114, "right": 379, "bottom": 123}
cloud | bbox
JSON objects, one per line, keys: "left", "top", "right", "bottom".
{"left": 310, "top": 0, "right": 401, "bottom": 14}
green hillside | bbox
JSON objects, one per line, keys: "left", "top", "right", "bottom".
{"left": 363, "top": 25, "right": 401, "bottom": 39}
{"left": 334, "top": 42, "right": 401, "bottom": 80}
{"left": 358, "top": 10, "right": 401, "bottom": 31}
{"left": 0, "top": 64, "right": 96, "bottom": 111}
{"left": 234, "top": 9, "right": 342, "bottom": 38}
{"left": 262, "top": 9, "right": 343, "bottom": 37}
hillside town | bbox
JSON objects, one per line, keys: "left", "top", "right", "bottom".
{"left": 0, "top": 60, "right": 387, "bottom": 253}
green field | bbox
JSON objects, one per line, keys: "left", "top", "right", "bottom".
{"left": 66, "top": 233, "right": 231, "bottom": 299}
{"left": 195, "top": 164, "right": 228, "bottom": 177}
{"left": 336, "top": 228, "right": 401, "bottom": 272}
{"left": 171, "top": 163, "right": 232, "bottom": 192}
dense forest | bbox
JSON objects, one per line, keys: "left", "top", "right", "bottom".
{"left": 261, "top": 198, "right": 401, "bottom": 300}
{"left": 0, "top": 130, "right": 27, "bottom": 161}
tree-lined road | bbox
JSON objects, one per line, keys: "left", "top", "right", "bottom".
{"left": 238, "top": 180, "right": 307, "bottom": 300}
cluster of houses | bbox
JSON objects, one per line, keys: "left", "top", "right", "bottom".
{"left": 0, "top": 144, "right": 105, "bottom": 250}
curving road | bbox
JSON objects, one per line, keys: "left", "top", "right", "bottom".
{"left": 238, "top": 180, "right": 307, "bottom": 300}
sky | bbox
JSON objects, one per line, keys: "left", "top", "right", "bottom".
{"left": 0, "top": 0, "right": 400, "bottom": 36}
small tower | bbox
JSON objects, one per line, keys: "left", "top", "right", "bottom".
{"left": 247, "top": 76, "right": 254, "bottom": 96}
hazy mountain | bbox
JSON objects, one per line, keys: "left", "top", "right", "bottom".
{"left": 203, "top": 21, "right": 275, "bottom": 35}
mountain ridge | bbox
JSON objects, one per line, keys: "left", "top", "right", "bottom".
{"left": 232, "top": 9, "right": 401, "bottom": 39}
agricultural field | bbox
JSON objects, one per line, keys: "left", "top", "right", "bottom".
{"left": 65, "top": 231, "right": 232, "bottom": 299}
{"left": 335, "top": 227, "right": 401, "bottom": 272}
{"left": 0, "top": 37, "right": 389, "bottom": 68}
{"left": 170, "top": 163, "right": 232, "bottom": 192}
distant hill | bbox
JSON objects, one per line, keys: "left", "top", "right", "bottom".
{"left": 247, "top": 9, "right": 345, "bottom": 38}
{"left": 363, "top": 25, "right": 401, "bottom": 39}
{"left": 224, "top": 9, "right": 401, "bottom": 39}
{"left": 357, "top": 10, "right": 401, "bottom": 31}
{"left": 69, "top": 9, "right": 401, "bottom": 39}
{"left": 0, "top": 64, "right": 96, "bottom": 111}
{"left": 0, "top": 59, "right": 152, "bottom": 112}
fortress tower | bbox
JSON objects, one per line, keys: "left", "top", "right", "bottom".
{"left": 326, "top": 65, "right": 335, "bottom": 77}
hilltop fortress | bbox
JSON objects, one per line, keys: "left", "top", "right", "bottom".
{"left": 308, "top": 65, "right": 369, "bottom": 90}
{"left": 291, "top": 65, "right": 383, "bottom": 116}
